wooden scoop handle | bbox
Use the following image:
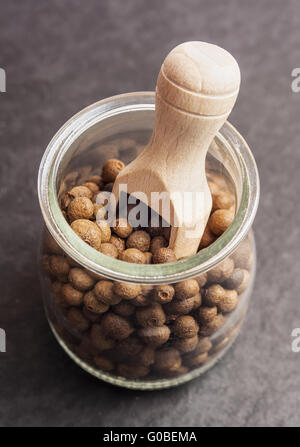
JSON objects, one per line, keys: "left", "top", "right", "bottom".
{"left": 154, "top": 41, "right": 240, "bottom": 165}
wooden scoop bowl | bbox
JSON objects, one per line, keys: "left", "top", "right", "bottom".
{"left": 113, "top": 41, "right": 240, "bottom": 259}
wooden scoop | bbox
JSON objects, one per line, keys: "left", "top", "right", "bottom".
{"left": 113, "top": 41, "right": 240, "bottom": 258}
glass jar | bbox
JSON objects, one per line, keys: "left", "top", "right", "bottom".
{"left": 38, "top": 92, "right": 259, "bottom": 390}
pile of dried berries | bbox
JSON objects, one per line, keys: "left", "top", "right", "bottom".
{"left": 42, "top": 153, "right": 253, "bottom": 381}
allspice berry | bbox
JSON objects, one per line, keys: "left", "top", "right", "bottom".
{"left": 113, "top": 281, "right": 141, "bottom": 300}
{"left": 94, "top": 280, "right": 121, "bottom": 305}
{"left": 49, "top": 255, "right": 70, "bottom": 280}
{"left": 68, "top": 268, "right": 95, "bottom": 291}
{"left": 237, "top": 269, "right": 250, "bottom": 294}
{"left": 207, "top": 257, "right": 235, "bottom": 283}
{"left": 138, "top": 325, "right": 170, "bottom": 347}
{"left": 204, "top": 284, "right": 225, "bottom": 306}
{"left": 76, "top": 333, "right": 99, "bottom": 360}
{"left": 195, "top": 272, "right": 207, "bottom": 288}
{"left": 131, "top": 294, "right": 151, "bottom": 307}
{"left": 152, "top": 284, "right": 175, "bottom": 304}
{"left": 113, "top": 301, "right": 135, "bottom": 317}
{"left": 209, "top": 209, "right": 234, "bottom": 236}
{"left": 231, "top": 239, "right": 253, "bottom": 270}
{"left": 172, "top": 316, "right": 199, "bottom": 338}
{"left": 71, "top": 219, "right": 102, "bottom": 250}
{"left": 153, "top": 247, "right": 177, "bottom": 264}
{"left": 174, "top": 334, "right": 199, "bottom": 353}
{"left": 102, "top": 158, "right": 125, "bottom": 183}
{"left": 101, "top": 313, "right": 133, "bottom": 340}
{"left": 150, "top": 236, "right": 168, "bottom": 254}
{"left": 204, "top": 285, "right": 237, "bottom": 313}
{"left": 192, "top": 293, "right": 202, "bottom": 309}
{"left": 198, "top": 225, "right": 216, "bottom": 249}
{"left": 175, "top": 279, "right": 199, "bottom": 300}
{"left": 100, "top": 243, "right": 119, "bottom": 259}
{"left": 217, "top": 289, "right": 238, "bottom": 313}
{"left": 110, "top": 235, "right": 126, "bottom": 254}
{"left": 184, "top": 352, "right": 208, "bottom": 368}
{"left": 86, "top": 174, "right": 103, "bottom": 186}
{"left": 119, "top": 248, "right": 146, "bottom": 264}
{"left": 113, "top": 218, "right": 133, "bottom": 238}
{"left": 224, "top": 268, "right": 250, "bottom": 294}
{"left": 129, "top": 346, "right": 155, "bottom": 367}
{"left": 164, "top": 296, "right": 196, "bottom": 318}
{"left": 67, "top": 307, "right": 90, "bottom": 332}
{"left": 196, "top": 306, "right": 218, "bottom": 324}
{"left": 61, "top": 283, "right": 83, "bottom": 306}
{"left": 67, "top": 197, "right": 94, "bottom": 222}
{"left": 136, "top": 303, "right": 166, "bottom": 328}
{"left": 90, "top": 324, "right": 116, "bottom": 351}
{"left": 126, "top": 230, "right": 151, "bottom": 252}
{"left": 118, "top": 336, "right": 143, "bottom": 356}
{"left": 199, "top": 314, "right": 225, "bottom": 336}
{"left": 212, "top": 192, "right": 234, "bottom": 211}
{"left": 153, "top": 348, "right": 182, "bottom": 372}
{"left": 96, "top": 220, "right": 111, "bottom": 243}
{"left": 195, "top": 337, "right": 213, "bottom": 354}
{"left": 68, "top": 185, "right": 93, "bottom": 200}
{"left": 82, "top": 306, "right": 102, "bottom": 323}
{"left": 83, "top": 290, "right": 109, "bottom": 314}
{"left": 82, "top": 181, "right": 100, "bottom": 194}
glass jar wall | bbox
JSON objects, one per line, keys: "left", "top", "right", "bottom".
{"left": 38, "top": 93, "right": 259, "bottom": 389}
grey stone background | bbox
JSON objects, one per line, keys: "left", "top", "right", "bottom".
{"left": 0, "top": 0, "right": 300, "bottom": 427}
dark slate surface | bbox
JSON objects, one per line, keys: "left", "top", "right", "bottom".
{"left": 1, "top": 0, "right": 300, "bottom": 427}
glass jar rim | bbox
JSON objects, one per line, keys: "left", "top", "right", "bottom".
{"left": 38, "top": 92, "right": 259, "bottom": 284}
